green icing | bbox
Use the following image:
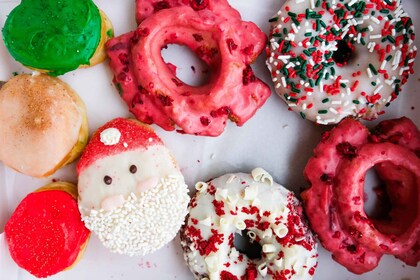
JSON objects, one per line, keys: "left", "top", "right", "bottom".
{"left": 2, "top": 0, "right": 102, "bottom": 76}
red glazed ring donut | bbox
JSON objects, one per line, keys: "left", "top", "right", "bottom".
{"left": 302, "top": 117, "right": 420, "bottom": 274}
{"left": 106, "top": 0, "right": 270, "bottom": 136}
{"left": 335, "top": 143, "right": 420, "bottom": 254}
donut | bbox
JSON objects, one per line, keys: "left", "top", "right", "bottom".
{"left": 2, "top": 0, "right": 113, "bottom": 76}
{"left": 0, "top": 74, "right": 88, "bottom": 178}
{"left": 77, "top": 118, "right": 190, "bottom": 256}
{"left": 180, "top": 168, "right": 318, "bottom": 279}
{"left": 4, "top": 181, "right": 90, "bottom": 278}
{"left": 266, "top": 0, "right": 417, "bottom": 124}
{"left": 106, "top": 0, "right": 270, "bottom": 136}
{"left": 301, "top": 117, "right": 420, "bottom": 274}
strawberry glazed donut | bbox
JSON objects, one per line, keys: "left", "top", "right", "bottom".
{"left": 180, "top": 168, "right": 318, "bottom": 280}
{"left": 301, "top": 117, "right": 420, "bottom": 274}
{"left": 266, "top": 0, "right": 417, "bottom": 124}
{"left": 106, "top": 0, "right": 270, "bottom": 136}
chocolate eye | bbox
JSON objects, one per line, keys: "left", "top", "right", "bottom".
{"left": 129, "top": 165, "right": 137, "bottom": 174}
{"left": 104, "top": 175, "right": 112, "bottom": 185}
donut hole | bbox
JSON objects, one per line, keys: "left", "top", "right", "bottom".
{"left": 233, "top": 230, "right": 262, "bottom": 260}
{"left": 161, "top": 44, "right": 211, "bottom": 86}
{"left": 363, "top": 168, "right": 391, "bottom": 220}
{"left": 363, "top": 164, "right": 418, "bottom": 235}
{"left": 332, "top": 40, "right": 355, "bottom": 66}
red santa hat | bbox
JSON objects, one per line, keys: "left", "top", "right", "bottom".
{"left": 77, "top": 118, "right": 163, "bottom": 174}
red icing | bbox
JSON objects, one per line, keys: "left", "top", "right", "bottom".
{"left": 220, "top": 270, "right": 238, "bottom": 280}
{"left": 212, "top": 200, "right": 225, "bottom": 216}
{"left": 4, "top": 190, "right": 90, "bottom": 278}
{"left": 197, "top": 229, "right": 224, "bottom": 256}
{"left": 76, "top": 118, "right": 163, "bottom": 173}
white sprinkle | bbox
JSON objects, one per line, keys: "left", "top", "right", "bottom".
{"left": 374, "top": 85, "right": 383, "bottom": 95}
{"left": 370, "top": 16, "right": 380, "bottom": 24}
{"left": 367, "top": 68, "right": 373, "bottom": 78}
{"left": 369, "top": 34, "right": 382, "bottom": 39}
{"left": 380, "top": 60, "right": 387, "bottom": 70}
{"left": 310, "top": 0, "right": 315, "bottom": 9}
{"left": 348, "top": 0, "right": 358, "bottom": 6}
{"left": 291, "top": 23, "right": 299, "bottom": 33}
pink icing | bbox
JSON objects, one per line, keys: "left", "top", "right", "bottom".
{"left": 106, "top": 0, "right": 270, "bottom": 136}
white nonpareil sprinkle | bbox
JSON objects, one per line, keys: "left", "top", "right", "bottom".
{"left": 80, "top": 177, "right": 189, "bottom": 256}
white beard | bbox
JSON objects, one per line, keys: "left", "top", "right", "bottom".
{"left": 80, "top": 176, "right": 190, "bottom": 256}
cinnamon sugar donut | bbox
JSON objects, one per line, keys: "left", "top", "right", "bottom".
{"left": 181, "top": 168, "right": 318, "bottom": 279}
{"left": 266, "top": 0, "right": 416, "bottom": 124}
{"left": 0, "top": 74, "right": 88, "bottom": 177}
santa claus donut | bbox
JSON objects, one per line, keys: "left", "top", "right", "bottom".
{"left": 77, "top": 118, "right": 190, "bottom": 256}
{"left": 106, "top": 0, "right": 270, "bottom": 136}
{"left": 302, "top": 117, "right": 420, "bottom": 274}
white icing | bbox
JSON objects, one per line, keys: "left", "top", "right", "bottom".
{"left": 181, "top": 168, "right": 318, "bottom": 279}
{"left": 78, "top": 144, "right": 190, "bottom": 256}
{"left": 78, "top": 145, "right": 182, "bottom": 210}
{"left": 100, "top": 128, "right": 121, "bottom": 145}
{"left": 267, "top": 0, "right": 417, "bottom": 124}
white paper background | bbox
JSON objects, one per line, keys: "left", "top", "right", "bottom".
{"left": 0, "top": 0, "right": 419, "bottom": 279}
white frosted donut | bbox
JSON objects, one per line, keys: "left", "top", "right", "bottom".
{"left": 266, "top": 0, "right": 416, "bottom": 124}
{"left": 180, "top": 168, "right": 317, "bottom": 280}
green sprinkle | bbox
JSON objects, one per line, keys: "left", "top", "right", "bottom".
{"left": 340, "top": 83, "right": 347, "bottom": 88}
{"left": 300, "top": 112, "right": 306, "bottom": 119}
{"left": 353, "top": 100, "right": 360, "bottom": 104}
{"left": 106, "top": 28, "right": 114, "bottom": 38}
{"left": 324, "top": 72, "right": 330, "bottom": 80}
{"left": 283, "top": 28, "right": 288, "bottom": 34}
{"left": 369, "top": 63, "right": 378, "bottom": 75}
{"left": 318, "top": 110, "right": 328, "bottom": 114}
{"left": 379, "top": 9, "right": 389, "bottom": 14}
{"left": 305, "top": 32, "right": 313, "bottom": 37}
{"left": 269, "top": 17, "right": 278, "bottom": 22}
{"left": 12, "top": 71, "right": 19, "bottom": 76}
{"left": 291, "top": 87, "right": 301, "bottom": 93}
{"left": 288, "top": 12, "right": 297, "bottom": 17}
{"left": 387, "top": 35, "right": 396, "bottom": 44}
{"left": 316, "top": 0, "right": 321, "bottom": 7}
{"left": 309, "top": 79, "right": 315, "bottom": 87}
{"left": 289, "top": 98, "right": 298, "bottom": 103}
{"left": 322, "top": 98, "right": 329, "bottom": 103}
{"left": 315, "top": 73, "right": 324, "bottom": 85}
{"left": 386, "top": 55, "right": 393, "bottom": 61}
{"left": 116, "top": 83, "right": 123, "bottom": 95}
{"left": 330, "top": 67, "right": 336, "bottom": 76}
{"left": 371, "top": 82, "right": 377, "bottom": 86}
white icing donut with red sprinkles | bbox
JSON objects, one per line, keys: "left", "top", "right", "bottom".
{"left": 266, "top": 0, "right": 416, "bottom": 124}
{"left": 180, "top": 168, "right": 318, "bottom": 280}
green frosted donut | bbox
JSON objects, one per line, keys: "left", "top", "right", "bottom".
{"left": 2, "top": 0, "right": 102, "bottom": 76}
